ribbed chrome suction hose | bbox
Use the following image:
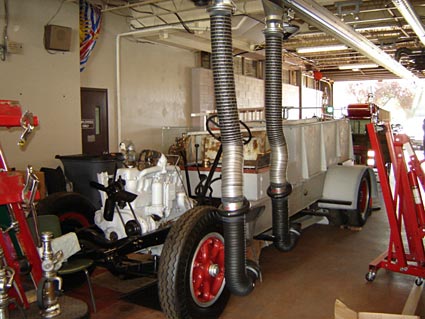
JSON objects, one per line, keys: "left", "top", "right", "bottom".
{"left": 263, "top": 0, "right": 300, "bottom": 251}
{"left": 208, "top": 0, "right": 259, "bottom": 296}
{"left": 209, "top": 2, "right": 244, "bottom": 207}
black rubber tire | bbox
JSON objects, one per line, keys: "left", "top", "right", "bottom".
{"left": 365, "top": 271, "right": 376, "bottom": 282}
{"left": 37, "top": 192, "right": 96, "bottom": 233}
{"left": 348, "top": 172, "right": 372, "bottom": 227}
{"left": 326, "top": 209, "right": 347, "bottom": 226}
{"left": 158, "top": 206, "right": 230, "bottom": 319}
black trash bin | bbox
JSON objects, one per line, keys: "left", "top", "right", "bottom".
{"left": 56, "top": 153, "right": 124, "bottom": 210}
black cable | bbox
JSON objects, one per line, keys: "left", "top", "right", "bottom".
{"left": 210, "top": 176, "right": 221, "bottom": 185}
{"left": 129, "top": 7, "right": 153, "bottom": 15}
{"left": 207, "top": 176, "right": 222, "bottom": 198}
{"left": 156, "top": 15, "right": 169, "bottom": 25}
{"left": 194, "top": 143, "right": 201, "bottom": 177}
{"left": 131, "top": 17, "right": 146, "bottom": 28}
{"left": 194, "top": 175, "right": 208, "bottom": 196}
{"left": 129, "top": 6, "right": 172, "bottom": 27}
{"left": 46, "top": 0, "right": 66, "bottom": 26}
{"left": 233, "top": 51, "right": 248, "bottom": 57}
{"left": 43, "top": 0, "right": 67, "bottom": 55}
{"left": 3, "top": 0, "right": 7, "bottom": 34}
{"left": 150, "top": 3, "right": 172, "bottom": 13}
{"left": 150, "top": 3, "right": 193, "bottom": 34}
{"left": 194, "top": 143, "right": 208, "bottom": 197}
{"left": 174, "top": 12, "right": 194, "bottom": 34}
{"left": 1, "top": 0, "right": 9, "bottom": 61}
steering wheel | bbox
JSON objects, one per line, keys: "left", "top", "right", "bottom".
{"left": 206, "top": 114, "right": 252, "bottom": 145}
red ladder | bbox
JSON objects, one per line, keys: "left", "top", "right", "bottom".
{"left": 366, "top": 123, "right": 425, "bottom": 282}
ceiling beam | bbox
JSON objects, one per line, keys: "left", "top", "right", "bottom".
{"left": 282, "top": 0, "right": 417, "bottom": 79}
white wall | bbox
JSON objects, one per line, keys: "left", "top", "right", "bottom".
{"left": 120, "top": 40, "right": 196, "bottom": 151}
{"left": 0, "top": 0, "right": 80, "bottom": 170}
{"left": 192, "top": 68, "right": 269, "bottom": 128}
{"left": 283, "top": 83, "right": 300, "bottom": 120}
{"left": 301, "top": 87, "right": 324, "bottom": 118}
{"left": 192, "top": 68, "right": 304, "bottom": 123}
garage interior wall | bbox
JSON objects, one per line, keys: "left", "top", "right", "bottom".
{"left": 119, "top": 40, "right": 196, "bottom": 152}
{"left": 0, "top": 0, "right": 196, "bottom": 170}
{"left": 0, "top": 0, "right": 325, "bottom": 171}
{"left": 0, "top": 0, "right": 80, "bottom": 170}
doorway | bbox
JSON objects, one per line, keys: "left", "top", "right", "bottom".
{"left": 80, "top": 88, "right": 109, "bottom": 155}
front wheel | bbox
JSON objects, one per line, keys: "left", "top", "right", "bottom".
{"left": 158, "top": 206, "right": 229, "bottom": 319}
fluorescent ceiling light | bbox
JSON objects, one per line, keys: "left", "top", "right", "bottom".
{"left": 338, "top": 63, "right": 379, "bottom": 70}
{"left": 296, "top": 44, "right": 348, "bottom": 53}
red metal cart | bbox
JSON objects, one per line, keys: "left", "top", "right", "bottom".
{"left": 366, "top": 122, "right": 425, "bottom": 282}
{"left": 0, "top": 100, "right": 42, "bottom": 307}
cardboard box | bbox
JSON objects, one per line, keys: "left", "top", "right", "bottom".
{"left": 334, "top": 300, "right": 420, "bottom": 319}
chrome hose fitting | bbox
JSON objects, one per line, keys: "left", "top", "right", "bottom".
{"left": 0, "top": 248, "right": 14, "bottom": 319}
{"left": 37, "top": 232, "right": 63, "bottom": 319}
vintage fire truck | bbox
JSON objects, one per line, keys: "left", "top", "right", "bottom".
{"left": 347, "top": 95, "right": 391, "bottom": 167}
{"left": 0, "top": 0, "right": 379, "bottom": 318}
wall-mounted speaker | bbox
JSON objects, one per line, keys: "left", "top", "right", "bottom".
{"left": 44, "top": 25, "right": 72, "bottom": 51}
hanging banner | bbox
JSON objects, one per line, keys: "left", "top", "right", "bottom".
{"left": 79, "top": 0, "right": 102, "bottom": 72}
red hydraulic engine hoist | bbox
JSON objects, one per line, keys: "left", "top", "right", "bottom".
{"left": 0, "top": 100, "right": 42, "bottom": 307}
{"left": 366, "top": 122, "right": 425, "bottom": 282}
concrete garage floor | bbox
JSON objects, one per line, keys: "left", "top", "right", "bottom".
{"left": 67, "top": 206, "right": 425, "bottom": 319}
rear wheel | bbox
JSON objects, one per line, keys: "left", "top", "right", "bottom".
{"left": 158, "top": 206, "right": 229, "bottom": 319}
{"left": 348, "top": 172, "right": 371, "bottom": 227}
{"left": 37, "top": 192, "right": 95, "bottom": 233}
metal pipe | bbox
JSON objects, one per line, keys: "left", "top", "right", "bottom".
{"left": 280, "top": 0, "right": 417, "bottom": 80}
{"left": 392, "top": 0, "right": 425, "bottom": 46}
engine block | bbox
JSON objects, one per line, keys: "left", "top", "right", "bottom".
{"left": 94, "top": 154, "right": 192, "bottom": 241}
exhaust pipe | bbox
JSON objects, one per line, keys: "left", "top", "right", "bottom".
{"left": 262, "top": 0, "right": 300, "bottom": 252}
{"left": 208, "top": 0, "right": 259, "bottom": 296}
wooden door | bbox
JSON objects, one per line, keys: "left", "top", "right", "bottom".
{"left": 81, "top": 88, "right": 109, "bottom": 155}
